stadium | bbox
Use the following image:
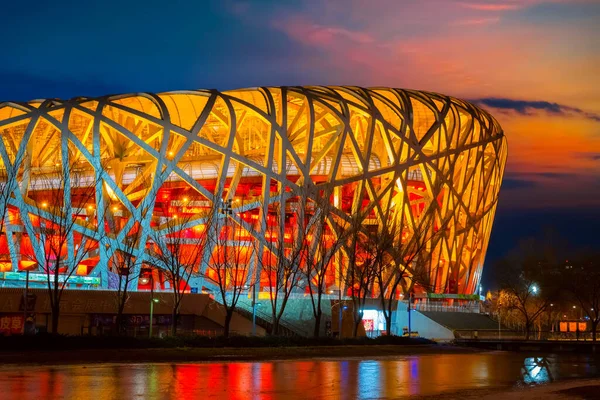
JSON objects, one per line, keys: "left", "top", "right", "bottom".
{"left": 0, "top": 86, "right": 506, "bottom": 335}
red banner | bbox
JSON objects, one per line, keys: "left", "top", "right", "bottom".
{"left": 0, "top": 314, "right": 24, "bottom": 335}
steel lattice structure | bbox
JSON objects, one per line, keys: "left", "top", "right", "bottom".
{"left": 0, "top": 86, "right": 506, "bottom": 295}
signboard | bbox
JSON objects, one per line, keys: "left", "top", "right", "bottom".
{"left": 2, "top": 272, "right": 100, "bottom": 285}
{"left": 91, "top": 314, "right": 172, "bottom": 328}
{"left": 0, "top": 314, "right": 24, "bottom": 335}
{"left": 190, "top": 287, "right": 198, "bottom": 294}
{"left": 559, "top": 321, "right": 587, "bottom": 332}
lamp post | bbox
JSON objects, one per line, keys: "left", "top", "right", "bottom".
{"left": 22, "top": 269, "right": 30, "bottom": 334}
{"left": 337, "top": 290, "right": 343, "bottom": 338}
{"left": 251, "top": 281, "right": 257, "bottom": 336}
{"left": 149, "top": 298, "right": 159, "bottom": 338}
{"left": 406, "top": 292, "right": 414, "bottom": 337}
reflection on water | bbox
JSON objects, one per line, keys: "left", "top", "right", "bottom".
{"left": 1, "top": 353, "right": 599, "bottom": 400}
{"left": 522, "top": 357, "right": 554, "bottom": 385}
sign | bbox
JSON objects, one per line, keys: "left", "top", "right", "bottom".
{"left": 0, "top": 314, "right": 24, "bottom": 335}
{"left": 363, "top": 319, "right": 374, "bottom": 332}
{"left": 2, "top": 272, "right": 100, "bottom": 285}
{"left": 91, "top": 314, "right": 172, "bottom": 328}
{"left": 190, "top": 287, "right": 198, "bottom": 294}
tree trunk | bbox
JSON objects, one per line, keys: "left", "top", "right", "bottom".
{"left": 272, "top": 317, "right": 280, "bottom": 335}
{"left": 385, "top": 313, "right": 392, "bottom": 336}
{"left": 224, "top": 309, "right": 233, "bottom": 338}
{"left": 116, "top": 300, "right": 126, "bottom": 336}
{"left": 524, "top": 320, "right": 531, "bottom": 341}
{"left": 51, "top": 305, "right": 60, "bottom": 334}
{"left": 352, "top": 318, "right": 361, "bottom": 337}
{"left": 313, "top": 309, "right": 322, "bottom": 338}
{"left": 592, "top": 320, "right": 598, "bottom": 342}
{"left": 171, "top": 308, "right": 178, "bottom": 336}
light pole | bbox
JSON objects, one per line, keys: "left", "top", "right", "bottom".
{"left": 149, "top": 298, "right": 159, "bottom": 338}
{"left": 407, "top": 292, "right": 413, "bottom": 337}
{"left": 251, "top": 282, "right": 257, "bottom": 336}
{"left": 22, "top": 269, "right": 30, "bottom": 335}
{"left": 337, "top": 290, "right": 344, "bottom": 338}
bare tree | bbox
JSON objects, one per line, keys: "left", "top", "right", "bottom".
{"left": 106, "top": 215, "right": 151, "bottom": 335}
{"left": 342, "top": 212, "right": 380, "bottom": 338}
{"left": 26, "top": 163, "right": 101, "bottom": 334}
{"left": 150, "top": 204, "right": 215, "bottom": 336}
{"left": 564, "top": 253, "right": 600, "bottom": 341}
{"left": 375, "top": 211, "right": 450, "bottom": 336}
{"left": 256, "top": 196, "right": 306, "bottom": 335}
{"left": 302, "top": 191, "right": 350, "bottom": 338}
{"left": 496, "top": 240, "right": 558, "bottom": 340}
{"left": 0, "top": 161, "right": 16, "bottom": 237}
{"left": 204, "top": 199, "right": 253, "bottom": 337}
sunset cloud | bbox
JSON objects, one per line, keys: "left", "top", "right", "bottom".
{"left": 451, "top": 17, "right": 500, "bottom": 26}
{"left": 457, "top": 2, "right": 522, "bottom": 11}
{"left": 272, "top": 17, "right": 374, "bottom": 48}
{"left": 473, "top": 98, "right": 600, "bottom": 122}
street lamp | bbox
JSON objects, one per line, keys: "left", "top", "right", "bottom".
{"left": 531, "top": 284, "right": 538, "bottom": 294}
{"left": 149, "top": 298, "right": 159, "bottom": 338}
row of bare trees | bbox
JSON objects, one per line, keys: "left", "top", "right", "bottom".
{"left": 492, "top": 234, "right": 600, "bottom": 341}
{"left": 1, "top": 160, "right": 448, "bottom": 337}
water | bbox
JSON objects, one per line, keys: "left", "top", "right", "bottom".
{"left": 1, "top": 353, "right": 599, "bottom": 399}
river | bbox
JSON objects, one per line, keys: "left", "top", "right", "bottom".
{"left": 1, "top": 352, "right": 599, "bottom": 399}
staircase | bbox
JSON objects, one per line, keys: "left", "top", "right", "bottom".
{"left": 236, "top": 298, "right": 308, "bottom": 336}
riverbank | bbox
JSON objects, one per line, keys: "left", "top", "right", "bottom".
{"left": 419, "top": 378, "right": 600, "bottom": 399}
{"left": 0, "top": 343, "right": 482, "bottom": 365}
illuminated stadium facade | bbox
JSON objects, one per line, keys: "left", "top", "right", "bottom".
{"left": 0, "top": 86, "right": 506, "bottom": 298}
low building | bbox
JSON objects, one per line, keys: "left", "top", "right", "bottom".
{"left": 0, "top": 288, "right": 265, "bottom": 336}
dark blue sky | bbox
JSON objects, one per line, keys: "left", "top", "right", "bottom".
{"left": 1, "top": 0, "right": 599, "bottom": 288}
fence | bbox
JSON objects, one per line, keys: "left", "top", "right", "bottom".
{"left": 454, "top": 329, "right": 600, "bottom": 341}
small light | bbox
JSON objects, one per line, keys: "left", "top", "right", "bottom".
{"left": 550, "top": 303, "right": 554, "bottom": 307}
{"left": 87, "top": 205, "right": 94, "bottom": 210}
{"left": 182, "top": 197, "right": 189, "bottom": 203}
{"left": 173, "top": 214, "right": 178, "bottom": 219}
{"left": 573, "top": 305, "right": 577, "bottom": 309}
{"left": 168, "top": 151, "right": 174, "bottom": 156}
{"left": 41, "top": 202, "right": 48, "bottom": 208}
{"left": 112, "top": 206, "right": 118, "bottom": 212}
{"left": 152, "top": 298, "right": 159, "bottom": 303}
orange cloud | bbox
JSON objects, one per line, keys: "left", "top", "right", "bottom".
{"left": 451, "top": 17, "right": 501, "bottom": 25}
{"left": 272, "top": 16, "right": 374, "bottom": 48}
{"left": 458, "top": 2, "right": 522, "bottom": 11}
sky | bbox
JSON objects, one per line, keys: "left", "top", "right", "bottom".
{"left": 0, "top": 0, "right": 599, "bottom": 287}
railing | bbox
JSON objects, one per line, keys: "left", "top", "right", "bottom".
{"left": 454, "top": 329, "right": 600, "bottom": 341}
{"left": 414, "top": 302, "right": 481, "bottom": 313}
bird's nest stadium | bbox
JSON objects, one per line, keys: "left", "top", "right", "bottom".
{"left": 0, "top": 86, "right": 506, "bottom": 298}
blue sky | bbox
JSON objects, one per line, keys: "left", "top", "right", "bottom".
{"left": 1, "top": 0, "right": 599, "bottom": 285}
